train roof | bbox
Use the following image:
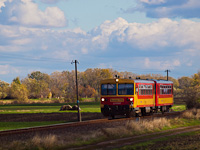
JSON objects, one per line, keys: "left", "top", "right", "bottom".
{"left": 100, "top": 78, "right": 173, "bottom": 84}
{"left": 150, "top": 79, "right": 173, "bottom": 84}
{"left": 134, "top": 79, "right": 154, "bottom": 83}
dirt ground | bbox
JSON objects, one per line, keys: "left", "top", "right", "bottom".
{"left": 0, "top": 112, "right": 104, "bottom": 122}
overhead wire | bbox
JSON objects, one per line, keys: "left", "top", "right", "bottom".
{"left": 1, "top": 53, "right": 71, "bottom": 63}
{"left": 1, "top": 53, "right": 192, "bottom": 77}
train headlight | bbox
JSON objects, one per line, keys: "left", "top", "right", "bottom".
{"left": 116, "top": 79, "right": 119, "bottom": 82}
{"left": 101, "top": 98, "right": 105, "bottom": 102}
{"left": 130, "top": 98, "right": 133, "bottom": 101}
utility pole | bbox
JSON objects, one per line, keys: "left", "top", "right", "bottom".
{"left": 165, "top": 70, "right": 170, "bottom": 81}
{"left": 71, "top": 60, "right": 81, "bottom": 122}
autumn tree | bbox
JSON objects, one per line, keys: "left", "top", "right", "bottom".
{"left": 49, "top": 71, "right": 68, "bottom": 98}
{"left": 178, "top": 77, "right": 193, "bottom": 89}
{"left": 22, "top": 78, "right": 44, "bottom": 98}
{"left": 10, "top": 77, "right": 28, "bottom": 101}
{"left": 0, "top": 80, "right": 9, "bottom": 99}
{"left": 22, "top": 71, "right": 50, "bottom": 99}
{"left": 177, "top": 73, "right": 200, "bottom": 109}
{"left": 79, "top": 85, "right": 96, "bottom": 98}
{"left": 83, "top": 68, "right": 113, "bottom": 92}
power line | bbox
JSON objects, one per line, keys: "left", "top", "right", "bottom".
{"left": 1, "top": 53, "right": 71, "bottom": 63}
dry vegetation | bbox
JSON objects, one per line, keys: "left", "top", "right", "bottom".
{"left": 181, "top": 108, "right": 200, "bottom": 119}
{"left": 102, "top": 118, "right": 171, "bottom": 138}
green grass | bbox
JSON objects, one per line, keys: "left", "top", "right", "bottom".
{"left": 171, "top": 104, "right": 186, "bottom": 111}
{"left": 0, "top": 102, "right": 185, "bottom": 114}
{"left": 0, "top": 102, "right": 101, "bottom": 114}
{"left": 0, "top": 121, "right": 65, "bottom": 131}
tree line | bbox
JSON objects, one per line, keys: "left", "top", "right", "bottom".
{"left": 0, "top": 69, "right": 199, "bottom": 104}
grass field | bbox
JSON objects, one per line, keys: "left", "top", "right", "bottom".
{"left": 0, "top": 102, "right": 101, "bottom": 114}
{"left": 0, "top": 101, "right": 186, "bottom": 114}
{"left": 0, "top": 121, "right": 65, "bottom": 131}
{"left": 0, "top": 102, "right": 101, "bottom": 130}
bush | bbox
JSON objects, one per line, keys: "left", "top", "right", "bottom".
{"left": 184, "top": 87, "right": 200, "bottom": 109}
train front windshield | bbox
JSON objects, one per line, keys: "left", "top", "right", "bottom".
{"left": 101, "top": 83, "right": 134, "bottom": 95}
{"left": 101, "top": 84, "right": 116, "bottom": 95}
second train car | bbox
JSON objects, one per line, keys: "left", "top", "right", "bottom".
{"left": 100, "top": 78, "right": 173, "bottom": 118}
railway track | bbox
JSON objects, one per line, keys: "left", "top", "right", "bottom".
{"left": 0, "top": 111, "right": 182, "bottom": 137}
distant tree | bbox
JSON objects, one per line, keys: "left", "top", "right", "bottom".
{"left": 178, "top": 73, "right": 200, "bottom": 109}
{"left": 13, "top": 77, "right": 21, "bottom": 84}
{"left": 83, "top": 68, "right": 113, "bottom": 93}
{"left": 79, "top": 85, "right": 96, "bottom": 98}
{"left": 28, "top": 71, "right": 50, "bottom": 82}
{"left": 10, "top": 77, "right": 28, "bottom": 101}
{"left": 22, "top": 71, "right": 50, "bottom": 99}
{"left": 178, "top": 76, "right": 193, "bottom": 89}
{"left": 22, "top": 78, "right": 49, "bottom": 99}
{"left": 62, "top": 71, "right": 76, "bottom": 101}
{"left": 49, "top": 71, "right": 68, "bottom": 98}
{"left": 192, "top": 73, "right": 200, "bottom": 87}
{"left": 0, "top": 80, "right": 10, "bottom": 99}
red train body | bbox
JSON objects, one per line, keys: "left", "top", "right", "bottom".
{"left": 100, "top": 78, "right": 173, "bottom": 118}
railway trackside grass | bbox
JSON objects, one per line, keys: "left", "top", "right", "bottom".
{"left": 172, "top": 104, "right": 186, "bottom": 111}
{"left": 116, "top": 130, "right": 200, "bottom": 150}
{"left": 0, "top": 102, "right": 101, "bottom": 114}
{"left": 0, "top": 121, "right": 65, "bottom": 131}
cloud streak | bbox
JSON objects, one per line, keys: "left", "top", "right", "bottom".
{"left": 126, "top": 0, "right": 200, "bottom": 18}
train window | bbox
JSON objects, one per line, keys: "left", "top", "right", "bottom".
{"left": 160, "top": 84, "right": 172, "bottom": 95}
{"left": 118, "top": 84, "right": 134, "bottom": 95}
{"left": 145, "top": 89, "right": 148, "bottom": 95}
{"left": 139, "top": 86, "right": 141, "bottom": 95}
{"left": 101, "top": 84, "right": 116, "bottom": 95}
{"left": 139, "top": 84, "right": 153, "bottom": 95}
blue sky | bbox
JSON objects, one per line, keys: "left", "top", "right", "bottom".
{"left": 0, "top": 0, "right": 200, "bottom": 83}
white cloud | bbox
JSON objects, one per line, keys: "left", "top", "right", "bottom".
{"left": 0, "top": 0, "right": 67, "bottom": 27}
{"left": 92, "top": 17, "right": 129, "bottom": 49}
{"left": 92, "top": 18, "right": 200, "bottom": 50}
{"left": 0, "top": 0, "right": 6, "bottom": 12}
